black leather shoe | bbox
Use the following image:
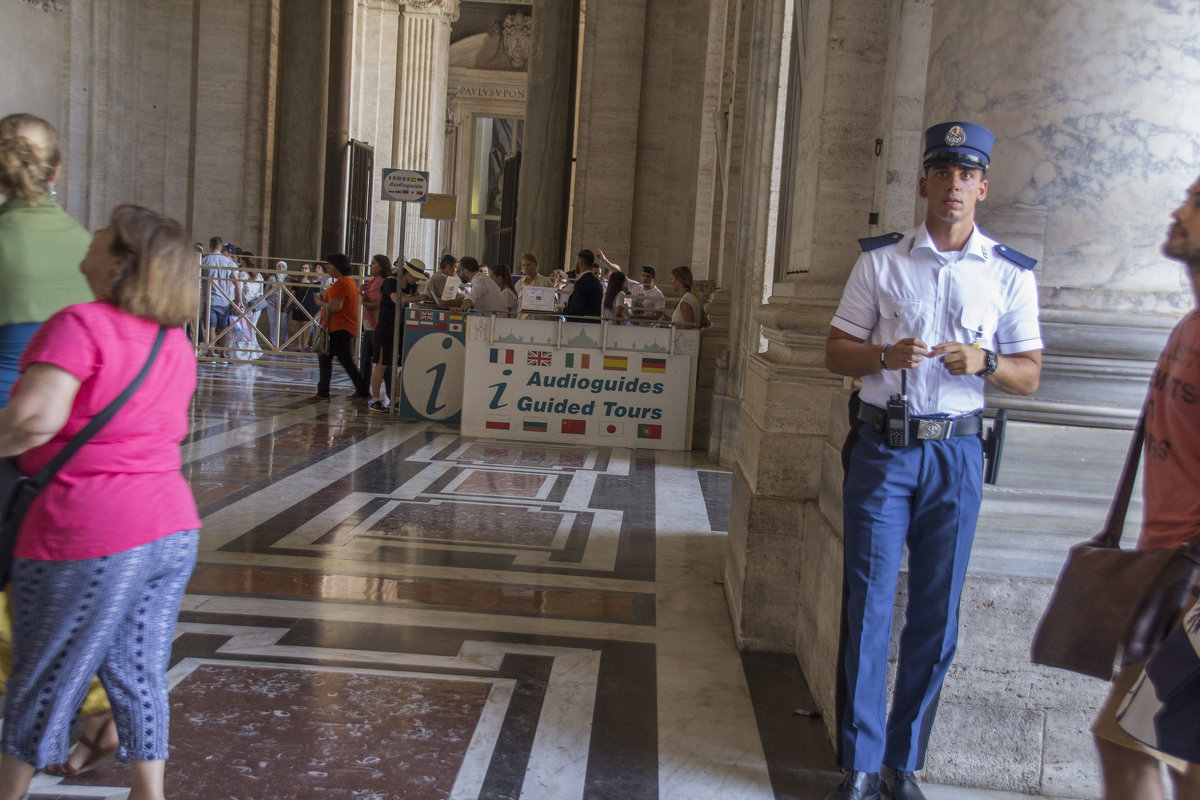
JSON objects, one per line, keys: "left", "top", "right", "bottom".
{"left": 881, "top": 766, "right": 927, "bottom": 800}
{"left": 825, "top": 770, "right": 881, "bottom": 800}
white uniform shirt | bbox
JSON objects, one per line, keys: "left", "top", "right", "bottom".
{"left": 831, "top": 222, "right": 1042, "bottom": 417}
{"left": 466, "top": 273, "right": 507, "bottom": 313}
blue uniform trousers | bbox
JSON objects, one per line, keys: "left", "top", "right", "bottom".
{"left": 837, "top": 424, "right": 983, "bottom": 772}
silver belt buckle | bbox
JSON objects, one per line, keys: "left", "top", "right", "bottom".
{"left": 916, "top": 419, "right": 953, "bottom": 440}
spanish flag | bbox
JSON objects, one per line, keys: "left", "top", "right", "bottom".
{"left": 603, "top": 355, "right": 627, "bottom": 371}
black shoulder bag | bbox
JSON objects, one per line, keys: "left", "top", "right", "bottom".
{"left": 0, "top": 326, "right": 167, "bottom": 585}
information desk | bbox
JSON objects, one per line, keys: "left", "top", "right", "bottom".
{"left": 460, "top": 315, "right": 699, "bottom": 450}
{"left": 397, "top": 307, "right": 468, "bottom": 422}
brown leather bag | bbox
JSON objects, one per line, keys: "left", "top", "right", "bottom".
{"left": 1030, "top": 415, "right": 1200, "bottom": 680}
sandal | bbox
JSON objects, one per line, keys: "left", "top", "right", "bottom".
{"left": 44, "top": 711, "right": 118, "bottom": 777}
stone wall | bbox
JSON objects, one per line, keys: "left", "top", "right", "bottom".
{"left": 2, "top": 0, "right": 278, "bottom": 249}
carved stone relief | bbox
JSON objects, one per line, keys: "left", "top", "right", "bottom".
{"left": 502, "top": 12, "right": 532, "bottom": 70}
{"left": 22, "top": 0, "right": 68, "bottom": 11}
{"left": 397, "top": 0, "right": 460, "bottom": 23}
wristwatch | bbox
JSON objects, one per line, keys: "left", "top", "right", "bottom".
{"left": 977, "top": 348, "right": 999, "bottom": 377}
{"left": 879, "top": 343, "right": 890, "bottom": 371}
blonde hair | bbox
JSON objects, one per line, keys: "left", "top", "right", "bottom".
{"left": 107, "top": 204, "right": 199, "bottom": 326}
{"left": 671, "top": 265, "right": 694, "bottom": 293}
{"left": 0, "top": 113, "right": 61, "bottom": 202}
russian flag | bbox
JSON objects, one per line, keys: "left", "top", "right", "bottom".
{"left": 523, "top": 419, "right": 548, "bottom": 432}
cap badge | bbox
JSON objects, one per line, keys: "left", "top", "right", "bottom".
{"left": 944, "top": 125, "right": 966, "bottom": 147}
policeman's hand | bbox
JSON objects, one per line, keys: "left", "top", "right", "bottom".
{"left": 932, "top": 341, "right": 985, "bottom": 376}
{"left": 886, "top": 338, "right": 930, "bottom": 370}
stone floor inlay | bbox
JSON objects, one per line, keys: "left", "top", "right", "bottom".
{"left": 30, "top": 362, "right": 1065, "bottom": 800}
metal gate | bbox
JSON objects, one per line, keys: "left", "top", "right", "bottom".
{"left": 497, "top": 151, "right": 520, "bottom": 269}
{"left": 344, "top": 140, "right": 374, "bottom": 265}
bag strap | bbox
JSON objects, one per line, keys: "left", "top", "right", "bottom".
{"left": 1095, "top": 407, "right": 1147, "bottom": 549}
{"left": 30, "top": 326, "right": 168, "bottom": 490}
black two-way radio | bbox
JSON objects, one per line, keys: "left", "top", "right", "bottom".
{"left": 885, "top": 370, "right": 909, "bottom": 447}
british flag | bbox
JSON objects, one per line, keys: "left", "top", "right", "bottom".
{"left": 419, "top": 310, "right": 436, "bottom": 327}
{"left": 527, "top": 350, "right": 552, "bottom": 366}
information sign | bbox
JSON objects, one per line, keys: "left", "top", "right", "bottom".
{"left": 380, "top": 169, "right": 430, "bottom": 202}
{"left": 460, "top": 317, "right": 698, "bottom": 450}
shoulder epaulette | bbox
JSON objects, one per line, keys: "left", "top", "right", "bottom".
{"left": 858, "top": 232, "right": 904, "bottom": 252}
{"left": 994, "top": 243, "right": 1037, "bottom": 270}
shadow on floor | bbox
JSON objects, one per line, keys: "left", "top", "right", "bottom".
{"left": 742, "top": 652, "right": 841, "bottom": 799}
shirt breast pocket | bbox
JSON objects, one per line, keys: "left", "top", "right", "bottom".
{"left": 878, "top": 296, "right": 922, "bottom": 341}
{"left": 960, "top": 305, "right": 999, "bottom": 347}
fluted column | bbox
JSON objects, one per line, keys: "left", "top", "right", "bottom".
{"left": 390, "top": 0, "right": 457, "bottom": 265}
{"left": 926, "top": 0, "right": 1200, "bottom": 424}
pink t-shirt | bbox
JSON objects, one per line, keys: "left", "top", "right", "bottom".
{"left": 1139, "top": 311, "right": 1200, "bottom": 550}
{"left": 15, "top": 301, "right": 201, "bottom": 560}
{"left": 362, "top": 276, "right": 383, "bottom": 329}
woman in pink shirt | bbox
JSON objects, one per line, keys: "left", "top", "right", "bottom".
{"left": 0, "top": 204, "right": 200, "bottom": 800}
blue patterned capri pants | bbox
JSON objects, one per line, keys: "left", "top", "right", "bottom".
{"left": 1, "top": 530, "right": 198, "bottom": 768}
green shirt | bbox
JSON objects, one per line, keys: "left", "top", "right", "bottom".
{"left": 0, "top": 197, "right": 93, "bottom": 326}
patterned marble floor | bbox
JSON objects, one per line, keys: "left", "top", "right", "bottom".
{"left": 25, "top": 363, "right": 1065, "bottom": 800}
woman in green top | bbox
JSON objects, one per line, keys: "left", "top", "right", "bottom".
{"left": 0, "top": 114, "right": 93, "bottom": 406}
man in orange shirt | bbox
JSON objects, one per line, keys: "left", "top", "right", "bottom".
{"left": 312, "top": 253, "right": 371, "bottom": 401}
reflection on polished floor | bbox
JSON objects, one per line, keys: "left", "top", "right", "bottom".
{"left": 28, "top": 363, "right": 1056, "bottom": 800}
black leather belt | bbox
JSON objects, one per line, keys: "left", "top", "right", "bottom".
{"left": 858, "top": 403, "right": 982, "bottom": 441}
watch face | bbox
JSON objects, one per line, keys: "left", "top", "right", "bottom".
{"left": 985, "top": 349, "right": 998, "bottom": 375}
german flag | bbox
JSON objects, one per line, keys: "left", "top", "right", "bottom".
{"left": 641, "top": 357, "right": 666, "bottom": 373}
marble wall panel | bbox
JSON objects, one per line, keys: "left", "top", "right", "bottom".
{"left": 0, "top": 4, "right": 66, "bottom": 127}
{"left": 572, "top": 0, "right": 647, "bottom": 260}
{"left": 629, "top": 0, "right": 713, "bottom": 275}
{"left": 926, "top": 0, "right": 1200, "bottom": 315}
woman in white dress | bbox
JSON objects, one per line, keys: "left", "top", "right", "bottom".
{"left": 229, "top": 253, "right": 263, "bottom": 360}
{"left": 669, "top": 265, "right": 702, "bottom": 328}
{"left": 601, "top": 271, "right": 629, "bottom": 322}
{"left": 490, "top": 263, "right": 519, "bottom": 316}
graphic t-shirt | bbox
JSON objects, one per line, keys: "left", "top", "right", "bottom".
{"left": 1140, "top": 311, "right": 1200, "bottom": 550}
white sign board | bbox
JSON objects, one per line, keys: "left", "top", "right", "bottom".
{"left": 520, "top": 286, "right": 556, "bottom": 313}
{"left": 440, "top": 275, "right": 463, "bottom": 302}
{"left": 380, "top": 169, "right": 430, "bottom": 202}
{"left": 460, "top": 317, "right": 698, "bottom": 450}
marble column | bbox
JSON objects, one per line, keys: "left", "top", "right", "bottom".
{"left": 513, "top": 0, "right": 576, "bottom": 275}
{"left": 721, "top": 0, "right": 921, "bottom": 755}
{"left": 271, "top": 0, "right": 332, "bottom": 260}
{"left": 390, "top": 0, "right": 456, "bottom": 266}
{"left": 350, "top": 0, "right": 403, "bottom": 259}
{"left": 926, "top": 0, "right": 1200, "bottom": 425}
{"left": 704, "top": 0, "right": 753, "bottom": 468}
{"left": 322, "top": 0, "right": 354, "bottom": 255}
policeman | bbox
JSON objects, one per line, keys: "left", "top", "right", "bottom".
{"left": 823, "top": 122, "right": 1044, "bottom": 800}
